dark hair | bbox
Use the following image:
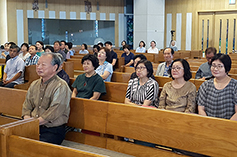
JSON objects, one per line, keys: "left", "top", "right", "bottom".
{"left": 99, "top": 47, "right": 111, "bottom": 62}
{"left": 54, "top": 41, "right": 61, "bottom": 46}
{"left": 211, "top": 53, "right": 232, "bottom": 73}
{"left": 93, "top": 45, "right": 100, "bottom": 51}
{"left": 66, "top": 42, "right": 73, "bottom": 49}
{"left": 205, "top": 47, "right": 217, "bottom": 55}
{"left": 134, "top": 54, "right": 147, "bottom": 60}
{"left": 169, "top": 59, "right": 192, "bottom": 81}
{"left": 97, "top": 42, "right": 103, "bottom": 47}
{"left": 121, "top": 40, "right": 126, "bottom": 45}
{"left": 45, "top": 46, "right": 54, "bottom": 52}
{"left": 1, "top": 45, "right": 4, "bottom": 49}
{"left": 123, "top": 44, "right": 130, "bottom": 51}
{"left": 60, "top": 40, "right": 66, "bottom": 45}
{"left": 139, "top": 41, "right": 146, "bottom": 47}
{"left": 81, "top": 54, "right": 99, "bottom": 70}
{"left": 135, "top": 60, "right": 153, "bottom": 78}
{"left": 163, "top": 47, "right": 174, "bottom": 55}
{"left": 151, "top": 40, "right": 156, "bottom": 46}
{"left": 82, "top": 43, "right": 87, "bottom": 50}
{"left": 21, "top": 43, "right": 29, "bottom": 51}
{"left": 30, "top": 45, "right": 38, "bottom": 51}
{"left": 8, "top": 42, "right": 16, "bottom": 46}
{"left": 10, "top": 44, "right": 20, "bottom": 52}
{"left": 104, "top": 41, "right": 112, "bottom": 46}
{"left": 36, "top": 41, "right": 44, "bottom": 49}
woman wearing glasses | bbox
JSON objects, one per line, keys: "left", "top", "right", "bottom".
{"left": 158, "top": 59, "right": 196, "bottom": 113}
{"left": 125, "top": 60, "right": 159, "bottom": 108}
{"left": 197, "top": 54, "right": 237, "bottom": 120}
{"left": 124, "top": 59, "right": 159, "bottom": 147}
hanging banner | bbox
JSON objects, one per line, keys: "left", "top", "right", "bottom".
{"left": 219, "top": 19, "right": 222, "bottom": 53}
{"left": 226, "top": 19, "right": 229, "bottom": 54}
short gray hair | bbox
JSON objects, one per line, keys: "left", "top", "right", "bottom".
{"left": 41, "top": 52, "right": 61, "bottom": 71}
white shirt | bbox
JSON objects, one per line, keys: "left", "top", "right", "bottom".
{"left": 19, "top": 52, "right": 31, "bottom": 61}
{"left": 136, "top": 47, "right": 146, "bottom": 53}
{"left": 147, "top": 47, "right": 159, "bottom": 54}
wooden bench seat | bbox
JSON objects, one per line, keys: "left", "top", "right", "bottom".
{"left": 2, "top": 87, "right": 237, "bottom": 156}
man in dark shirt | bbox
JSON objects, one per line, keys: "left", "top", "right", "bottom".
{"left": 60, "top": 40, "right": 68, "bottom": 54}
{"left": 56, "top": 53, "right": 70, "bottom": 85}
{"left": 54, "top": 41, "right": 66, "bottom": 61}
{"left": 105, "top": 41, "right": 117, "bottom": 71}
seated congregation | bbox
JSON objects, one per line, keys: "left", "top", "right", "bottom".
{"left": 0, "top": 40, "right": 237, "bottom": 156}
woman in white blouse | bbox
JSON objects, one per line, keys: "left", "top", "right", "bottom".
{"left": 147, "top": 40, "right": 159, "bottom": 54}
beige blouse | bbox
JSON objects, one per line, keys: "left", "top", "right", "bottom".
{"left": 158, "top": 81, "right": 196, "bottom": 113}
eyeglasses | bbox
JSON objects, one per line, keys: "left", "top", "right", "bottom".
{"left": 171, "top": 67, "right": 184, "bottom": 71}
{"left": 136, "top": 66, "right": 146, "bottom": 71}
{"left": 211, "top": 64, "right": 224, "bottom": 70}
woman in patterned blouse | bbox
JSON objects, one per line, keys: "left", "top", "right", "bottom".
{"left": 197, "top": 54, "right": 237, "bottom": 120}
{"left": 125, "top": 59, "right": 159, "bottom": 108}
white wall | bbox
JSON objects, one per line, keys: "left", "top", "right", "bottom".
{"left": 134, "top": 0, "right": 165, "bottom": 50}
{"left": 0, "top": 0, "right": 8, "bottom": 44}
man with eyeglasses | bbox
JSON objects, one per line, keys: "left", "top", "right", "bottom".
{"left": 156, "top": 47, "right": 174, "bottom": 77}
{"left": 195, "top": 47, "right": 217, "bottom": 80}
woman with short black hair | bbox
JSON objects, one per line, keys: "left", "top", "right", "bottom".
{"left": 158, "top": 59, "right": 196, "bottom": 113}
{"left": 197, "top": 54, "right": 237, "bottom": 120}
{"left": 125, "top": 59, "right": 159, "bottom": 107}
{"left": 72, "top": 54, "right": 106, "bottom": 99}
{"left": 135, "top": 41, "right": 146, "bottom": 53}
{"left": 79, "top": 43, "right": 89, "bottom": 54}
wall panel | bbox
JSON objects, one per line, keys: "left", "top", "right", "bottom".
{"left": 6, "top": 0, "right": 124, "bottom": 46}
{"left": 165, "top": 0, "right": 237, "bottom": 50}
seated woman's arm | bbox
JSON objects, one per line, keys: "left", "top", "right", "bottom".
{"left": 125, "top": 59, "right": 134, "bottom": 67}
{"left": 100, "top": 64, "right": 113, "bottom": 80}
{"left": 230, "top": 105, "right": 237, "bottom": 121}
{"left": 90, "top": 92, "right": 101, "bottom": 100}
{"left": 198, "top": 106, "right": 207, "bottom": 116}
{"left": 100, "top": 71, "right": 110, "bottom": 80}
{"left": 71, "top": 88, "right": 78, "bottom": 97}
{"left": 184, "top": 86, "right": 197, "bottom": 113}
{"left": 125, "top": 98, "right": 138, "bottom": 106}
{"left": 142, "top": 100, "right": 152, "bottom": 106}
{"left": 158, "top": 86, "right": 167, "bottom": 109}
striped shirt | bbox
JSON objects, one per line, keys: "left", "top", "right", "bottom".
{"left": 197, "top": 78, "right": 237, "bottom": 119}
{"left": 25, "top": 54, "right": 40, "bottom": 66}
{"left": 126, "top": 77, "right": 159, "bottom": 107}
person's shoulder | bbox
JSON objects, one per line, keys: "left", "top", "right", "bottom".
{"left": 148, "top": 77, "right": 159, "bottom": 86}
{"left": 200, "top": 78, "right": 212, "bottom": 88}
{"left": 200, "top": 62, "right": 209, "bottom": 67}
{"left": 94, "top": 73, "right": 104, "bottom": 81}
{"left": 186, "top": 81, "right": 196, "bottom": 89}
{"left": 230, "top": 78, "right": 237, "bottom": 85}
{"left": 29, "top": 78, "right": 41, "bottom": 88}
{"left": 35, "top": 54, "right": 40, "bottom": 58}
{"left": 163, "top": 81, "right": 172, "bottom": 88}
{"left": 16, "top": 56, "right": 24, "bottom": 63}
{"left": 159, "top": 62, "right": 166, "bottom": 66}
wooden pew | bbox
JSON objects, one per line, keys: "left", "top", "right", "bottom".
{"left": 0, "top": 87, "right": 27, "bottom": 118}
{"left": 0, "top": 59, "right": 5, "bottom": 63}
{"left": 106, "top": 103, "right": 237, "bottom": 156}
{"left": 0, "top": 116, "right": 105, "bottom": 157}
{"left": 67, "top": 58, "right": 83, "bottom": 70}
{"left": 63, "top": 61, "right": 74, "bottom": 78}
{"left": 5, "top": 86, "right": 236, "bottom": 157}
{"left": 0, "top": 118, "right": 39, "bottom": 157}
{"left": 8, "top": 135, "right": 105, "bottom": 157}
